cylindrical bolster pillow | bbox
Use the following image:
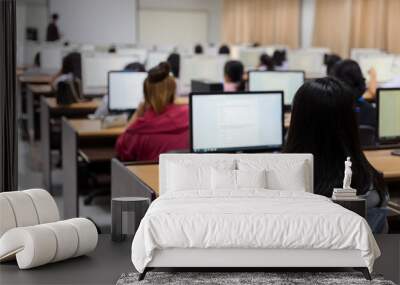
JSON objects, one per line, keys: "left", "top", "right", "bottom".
{"left": 0, "top": 196, "right": 17, "bottom": 237}
{"left": 0, "top": 189, "right": 59, "bottom": 238}
{"left": 0, "top": 218, "right": 98, "bottom": 269}
{"left": 0, "top": 191, "right": 39, "bottom": 228}
{"left": 24, "top": 189, "right": 60, "bottom": 224}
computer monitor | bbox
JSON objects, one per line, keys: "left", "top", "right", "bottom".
{"left": 41, "top": 47, "right": 63, "bottom": 70}
{"left": 190, "top": 91, "right": 284, "bottom": 153}
{"left": 108, "top": 71, "right": 147, "bottom": 112}
{"left": 191, "top": 80, "right": 223, "bottom": 93}
{"left": 248, "top": 70, "right": 305, "bottom": 106}
{"left": 116, "top": 48, "right": 147, "bottom": 64}
{"left": 180, "top": 55, "right": 228, "bottom": 90}
{"left": 238, "top": 48, "right": 265, "bottom": 70}
{"left": 81, "top": 54, "right": 139, "bottom": 95}
{"left": 287, "top": 50, "right": 326, "bottom": 78}
{"left": 377, "top": 88, "right": 400, "bottom": 143}
{"left": 146, "top": 52, "right": 169, "bottom": 70}
{"left": 359, "top": 55, "right": 395, "bottom": 83}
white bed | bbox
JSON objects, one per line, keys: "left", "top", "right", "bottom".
{"left": 131, "top": 154, "right": 380, "bottom": 280}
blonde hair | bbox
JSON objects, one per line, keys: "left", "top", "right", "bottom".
{"left": 143, "top": 62, "right": 176, "bottom": 114}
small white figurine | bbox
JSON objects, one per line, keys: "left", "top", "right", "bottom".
{"left": 343, "top": 157, "right": 352, "bottom": 189}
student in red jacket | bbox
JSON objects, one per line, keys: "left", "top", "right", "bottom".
{"left": 116, "top": 62, "right": 189, "bottom": 162}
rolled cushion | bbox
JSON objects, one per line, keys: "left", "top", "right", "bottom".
{"left": 65, "top": 218, "right": 98, "bottom": 257}
{"left": 0, "top": 218, "right": 98, "bottom": 269}
{"left": 0, "top": 191, "right": 39, "bottom": 227}
{"left": 0, "top": 189, "right": 59, "bottom": 238}
{"left": 24, "top": 189, "right": 60, "bottom": 223}
{"left": 0, "top": 196, "right": 17, "bottom": 237}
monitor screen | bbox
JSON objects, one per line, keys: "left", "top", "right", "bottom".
{"left": 116, "top": 48, "right": 147, "bottom": 64}
{"left": 180, "top": 55, "right": 228, "bottom": 90}
{"left": 108, "top": 71, "right": 147, "bottom": 112}
{"left": 82, "top": 54, "right": 139, "bottom": 95}
{"left": 359, "top": 55, "right": 395, "bottom": 83}
{"left": 41, "top": 47, "right": 63, "bottom": 70}
{"left": 378, "top": 88, "right": 400, "bottom": 142}
{"left": 239, "top": 48, "right": 265, "bottom": 70}
{"left": 248, "top": 71, "right": 304, "bottom": 105}
{"left": 287, "top": 50, "right": 326, "bottom": 77}
{"left": 190, "top": 92, "right": 283, "bottom": 153}
{"left": 146, "top": 52, "right": 169, "bottom": 70}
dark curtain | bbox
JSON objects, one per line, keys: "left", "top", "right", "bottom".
{"left": 0, "top": 0, "right": 17, "bottom": 192}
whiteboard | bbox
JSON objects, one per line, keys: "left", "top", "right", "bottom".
{"left": 49, "top": 0, "right": 136, "bottom": 45}
{"left": 139, "top": 9, "right": 208, "bottom": 47}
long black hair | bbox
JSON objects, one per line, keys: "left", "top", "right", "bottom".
{"left": 324, "top": 53, "right": 342, "bottom": 75}
{"left": 284, "top": 77, "right": 385, "bottom": 202}
{"left": 61, "top": 52, "right": 81, "bottom": 79}
{"left": 332, "top": 59, "right": 366, "bottom": 99}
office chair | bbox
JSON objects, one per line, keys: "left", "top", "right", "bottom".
{"left": 359, "top": 125, "right": 376, "bottom": 147}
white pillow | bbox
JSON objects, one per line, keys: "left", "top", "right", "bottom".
{"left": 211, "top": 169, "right": 236, "bottom": 190}
{"left": 238, "top": 159, "right": 308, "bottom": 192}
{"left": 167, "top": 163, "right": 210, "bottom": 191}
{"left": 237, "top": 169, "right": 267, "bottom": 189}
{"left": 211, "top": 169, "right": 268, "bottom": 190}
{"left": 166, "top": 160, "right": 235, "bottom": 192}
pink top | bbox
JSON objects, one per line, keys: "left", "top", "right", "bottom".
{"left": 116, "top": 104, "right": 189, "bottom": 162}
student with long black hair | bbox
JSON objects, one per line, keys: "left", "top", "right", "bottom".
{"left": 50, "top": 52, "right": 83, "bottom": 104}
{"left": 285, "top": 77, "right": 388, "bottom": 233}
{"left": 332, "top": 60, "right": 377, "bottom": 128}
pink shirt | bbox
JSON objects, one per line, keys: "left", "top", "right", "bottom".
{"left": 116, "top": 104, "right": 189, "bottom": 162}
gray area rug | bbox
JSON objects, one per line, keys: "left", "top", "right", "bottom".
{"left": 116, "top": 272, "right": 396, "bottom": 285}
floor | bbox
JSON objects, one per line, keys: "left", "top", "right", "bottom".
{"left": 0, "top": 235, "right": 133, "bottom": 285}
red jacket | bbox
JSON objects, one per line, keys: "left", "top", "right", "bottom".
{"left": 116, "top": 104, "right": 189, "bottom": 162}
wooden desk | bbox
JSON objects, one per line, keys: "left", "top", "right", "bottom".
{"left": 67, "top": 119, "right": 125, "bottom": 137}
{"left": 111, "top": 159, "right": 158, "bottom": 200}
{"left": 365, "top": 149, "right": 400, "bottom": 181}
{"left": 62, "top": 118, "right": 125, "bottom": 218}
{"left": 17, "top": 69, "right": 56, "bottom": 124}
{"left": 19, "top": 74, "right": 54, "bottom": 84}
{"left": 27, "top": 84, "right": 54, "bottom": 141}
{"left": 41, "top": 98, "right": 101, "bottom": 191}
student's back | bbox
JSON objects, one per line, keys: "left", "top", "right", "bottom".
{"left": 332, "top": 60, "right": 376, "bottom": 128}
{"left": 116, "top": 63, "right": 189, "bottom": 161}
{"left": 117, "top": 105, "right": 188, "bottom": 161}
{"left": 285, "top": 77, "right": 388, "bottom": 233}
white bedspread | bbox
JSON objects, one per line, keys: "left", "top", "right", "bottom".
{"left": 131, "top": 190, "right": 380, "bottom": 273}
